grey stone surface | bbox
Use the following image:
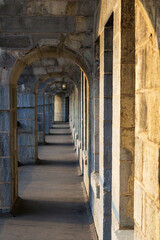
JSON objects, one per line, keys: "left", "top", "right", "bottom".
{"left": 0, "top": 111, "right": 10, "bottom": 131}
{"left": 18, "top": 133, "right": 35, "bottom": 146}
{"left": 18, "top": 119, "right": 35, "bottom": 132}
{"left": 104, "top": 121, "right": 112, "bottom": 144}
{"left": 1, "top": 16, "right": 75, "bottom": 33}
{"left": 0, "top": 133, "right": 10, "bottom": 157}
{"left": 22, "top": 94, "right": 35, "bottom": 107}
{"left": 104, "top": 98, "right": 112, "bottom": 121}
{"left": 0, "top": 0, "right": 24, "bottom": 16}
{"left": 104, "top": 168, "right": 112, "bottom": 192}
{"left": 17, "top": 108, "right": 35, "bottom": 120}
{"left": 0, "top": 158, "right": 10, "bottom": 182}
{"left": 37, "top": 115, "right": 43, "bottom": 124}
{"left": 18, "top": 146, "right": 35, "bottom": 164}
{"left": 0, "top": 35, "right": 32, "bottom": 49}
{"left": 0, "top": 51, "right": 15, "bottom": 67}
{"left": 104, "top": 75, "right": 112, "bottom": 97}
{"left": 104, "top": 145, "right": 112, "bottom": 167}
{"left": 103, "top": 217, "right": 111, "bottom": 240}
{"left": 104, "top": 192, "right": 111, "bottom": 217}
{"left": 38, "top": 96, "right": 43, "bottom": 105}
{"left": 38, "top": 123, "right": 43, "bottom": 131}
{"left": 104, "top": 52, "right": 113, "bottom": 73}
{"left": 0, "top": 85, "right": 9, "bottom": 110}
{"left": 0, "top": 183, "right": 11, "bottom": 207}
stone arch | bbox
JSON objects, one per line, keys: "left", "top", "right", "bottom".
{"left": 42, "top": 80, "right": 76, "bottom": 139}
{"left": 34, "top": 73, "right": 78, "bottom": 162}
{"left": 9, "top": 46, "right": 91, "bottom": 208}
{"left": 10, "top": 45, "right": 91, "bottom": 86}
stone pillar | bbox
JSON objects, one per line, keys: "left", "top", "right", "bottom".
{"left": 83, "top": 75, "right": 89, "bottom": 194}
{"left": 74, "top": 87, "right": 79, "bottom": 148}
{"left": 37, "top": 93, "right": 44, "bottom": 143}
{"left": 0, "top": 85, "right": 11, "bottom": 213}
{"left": 77, "top": 84, "right": 81, "bottom": 161}
{"left": 52, "top": 95, "right": 54, "bottom": 125}
{"left": 17, "top": 93, "right": 35, "bottom": 164}
{"left": 48, "top": 94, "right": 52, "bottom": 128}
{"left": 99, "top": 14, "right": 113, "bottom": 240}
{"left": 112, "top": 0, "right": 135, "bottom": 237}
{"left": 43, "top": 92, "right": 49, "bottom": 138}
{"left": 93, "top": 38, "right": 100, "bottom": 173}
{"left": 80, "top": 72, "right": 84, "bottom": 174}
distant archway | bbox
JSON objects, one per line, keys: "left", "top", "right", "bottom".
{"left": 34, "top": 74, "right": 77, "bottom": 162}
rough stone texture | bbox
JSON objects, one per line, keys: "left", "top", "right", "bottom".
{"left": 1, "top": 17, "right": 75, "bottom": 33}
{"left": 17, "top": 93, "right": 36, "bottom": 164}
{"left": 134, "top": 1, "right": 160, "bottom": 239}
{"left": 0, "top": 35, "right": 32, "bottom": 49}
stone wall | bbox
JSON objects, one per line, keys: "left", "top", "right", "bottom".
{"left": 90, "top": 0, "right": 135, "bottom": 239}
{"left": 134, "top": 0, "right": 160, "bottom": 239}
{"left": 0, "top": 85, "right": 10, "bottom": 212}
{"left": 17, "top": 93, "right": 35, "bottom": 164}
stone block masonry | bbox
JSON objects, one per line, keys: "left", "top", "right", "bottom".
{"left": 17, "top": 93, "right": 36, "bottom": 164}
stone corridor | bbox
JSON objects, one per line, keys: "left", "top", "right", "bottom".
{"left": 0, "top": 0, "right": 160, "bottom": 239}
{"left": 0, "top": 123, "right": 97, "bottom": 240}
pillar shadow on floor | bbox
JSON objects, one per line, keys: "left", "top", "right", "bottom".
{"left": 39, "top": 159, "right": 77, "bottom": 167}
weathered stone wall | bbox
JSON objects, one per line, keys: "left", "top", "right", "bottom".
{"left": 91, "top": 0, "right": 135, "bottom": 239}
{"left": 17, "top": 93, "right": 35, "bottom": 164}
{"left": 0, "top": 0, "right": 94, "bottom": 214}
{"left": 0, "top": 85, "right": 10, "bottom": 212}
{"left": 134, "top": 0, "right": 160, "bottom": 239}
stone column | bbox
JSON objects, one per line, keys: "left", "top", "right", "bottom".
{"left": 112, "top": 0, "right": 135, "bottom": 236}
{"left": 93, "top": 38, "right": 100, "bottom": 173}
{"left": 43, "top": 92, "right": 49, "bottom": 138}
{"left": 37, "top": 93, "right": 44, "bottom": 143}
{"left": 0, "top": 85, "right": 11, "bottom": 213}
{"left": 80, "top": 72, "right": 84, "bottom": 174}
{"left": 48, "top": 94, "right": 52, "bottom": 129}
{"left": 99, "top": 14, "right": 113, "bottom": 240}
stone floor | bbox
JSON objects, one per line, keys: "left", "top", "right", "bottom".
{"left": 0, "top": 123, "right": 97, "bottom": 240}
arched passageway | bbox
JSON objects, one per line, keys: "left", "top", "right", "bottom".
{"left": 0, "top": 0, "right": 160, "bottom": 239}
{"left": 9, "top": 46, "right": 90, "bottom": 209}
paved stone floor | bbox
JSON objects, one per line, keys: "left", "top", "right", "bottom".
{"left": 0, "top": 123, "right": 96, "bottom": 240}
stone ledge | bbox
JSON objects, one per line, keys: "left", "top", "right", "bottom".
{"left": 112, "top": 229, "right": 134, "bottom": 240}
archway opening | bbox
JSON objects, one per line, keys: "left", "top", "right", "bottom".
{"left": 10, "top": 46, "right": 91, "bottom": 210}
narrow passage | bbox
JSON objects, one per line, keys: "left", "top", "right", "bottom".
{"left": 0, "top": 123, "right": 96, "bottom": 240}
